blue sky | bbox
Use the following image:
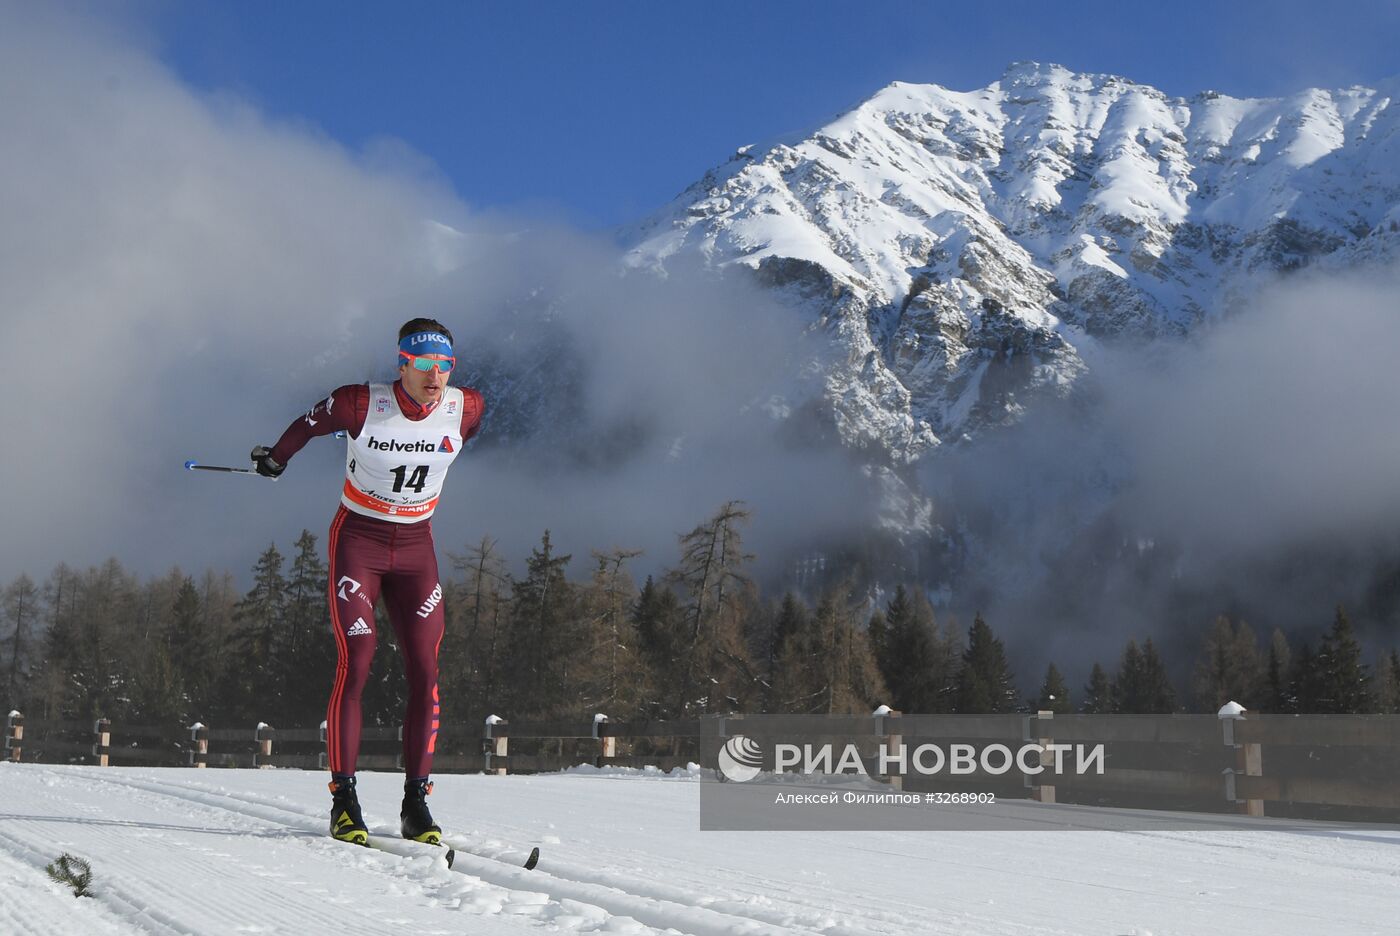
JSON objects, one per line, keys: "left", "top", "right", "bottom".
{"left": 146, "top": 1, "right": 1400, "bottom": 228}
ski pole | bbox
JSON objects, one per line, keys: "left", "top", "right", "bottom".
{"left": 185, "top": 431, "right": 342, "bottom": 475}
{"left": 184, "top": 460, "right": 266, "bottom": 476}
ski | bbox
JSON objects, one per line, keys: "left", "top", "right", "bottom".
{"left": 361, "top": 834, "right": 456, "bottom": 868}
{"left": 340, "top": 833, "right": 538, "bottom": 871}
{"left": 439, "top": 836, "right": 540, "bottom": 871}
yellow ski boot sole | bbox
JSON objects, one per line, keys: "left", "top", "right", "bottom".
{"left": 332, "top": 813, "right": 369, "bottom": 846}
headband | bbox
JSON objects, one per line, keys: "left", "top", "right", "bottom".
{"left": 398, "top": 331, "right": 454, "bottom": 361}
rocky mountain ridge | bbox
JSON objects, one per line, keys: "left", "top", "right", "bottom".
{"left": 624, "top": 62, "right": 1400, "bottom": 465}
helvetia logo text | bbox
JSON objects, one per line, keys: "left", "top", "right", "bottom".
{"left": 415, "top": 583, "right": 443, "bottom": 619}
{"left": 365, "top": 436, "right": 438, "bottom": 454}
{"left": 718, "top": 735, "right": 764, "bottom": 782}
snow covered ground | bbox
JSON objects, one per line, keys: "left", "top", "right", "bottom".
{"left": 1, "top": 762, "right": 1397, "bottom": 935}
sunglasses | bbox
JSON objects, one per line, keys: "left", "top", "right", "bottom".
{"left": 399, "top": 352, "right": 455, "bottom": 374}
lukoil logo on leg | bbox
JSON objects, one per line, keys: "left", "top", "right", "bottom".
{"left": 415, "top": 583, "right": 443, "bottom": 618}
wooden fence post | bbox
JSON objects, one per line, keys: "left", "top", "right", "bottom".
{"left": 1219, "top": 701, "right": 1264, "bottom": 817}
{"left": 1030, "top": 710, "right": 1055, "bottom": 803}
{"left": 6, "top": 711, "right": 22, "bottom": 763}
{"left": 188, "top": 722, "right": 208, "bottom": 768}
{"left": 873, "top": 705, "right": 902, "bottom": 790}
{"left": 593, "top": 713, "right": 615, "bottom": 767}
{"left": 255, "top": 723, "right": 275, "bottom": 769}
{"left": 93, "top": 718, "right": 111, "bottom": 767}
{"left": 484, "top": 715, "right": 508, "bottom": 775}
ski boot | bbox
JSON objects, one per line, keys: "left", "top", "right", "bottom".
{"left": 328, "top": 776, "right": 368, "bottom": 846}
{"left": 400, "top": 778, "right": 442, "bottom": 844}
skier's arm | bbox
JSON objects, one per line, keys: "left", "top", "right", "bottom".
{"left": 460, "top": 388, "right": 485, "bottom": 442}
{"left": 267, "top": 384, "right": 369, "bottom": 468}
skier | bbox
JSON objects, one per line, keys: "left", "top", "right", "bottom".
{"left": 251, "top": 318, "right": 484, "bottom": 847}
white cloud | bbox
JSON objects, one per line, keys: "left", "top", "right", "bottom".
{"left": 0, "top": 5, "right": 864, "bottom": 584}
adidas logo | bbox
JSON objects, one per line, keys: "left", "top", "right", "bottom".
{"left": 346, "top": 618, "right": 372, "bottom": 637}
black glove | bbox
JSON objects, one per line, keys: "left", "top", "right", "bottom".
{"left": 251, "top": 445, "right": 285, "bottom": 479}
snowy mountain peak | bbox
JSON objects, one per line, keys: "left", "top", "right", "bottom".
{"left": 625, "top": 65, "right": 1400, "bottom": 468}
{"left": 997, "top": 60, "right": 1128, "bottom": 93}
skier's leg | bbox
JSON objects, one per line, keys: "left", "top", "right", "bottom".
{"left": 382, "top": 535, "right": 446, "bottom": 842}
{"left": 325, "top": 507, "right": 386, "bottom": 779}
{"left": 383, "top": 541, "right": 445, "bottom": 781}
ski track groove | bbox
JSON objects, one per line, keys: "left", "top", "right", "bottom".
{"left": 1, "top": 767, "right": 530, "bottom": 936}
{"left": 13, "top": 768, "right": 753, "bottom": 935}
{"left": 0, "top": 846, "right": 143, "bottom": 936}
{"left": 0, "top": 819, "right": 190, "bottom": 936}
{"left": 17, "top": 765, "right": 1389, "bottom": 936}
{"left": 108, "top": 770, "right": 847, "bottom": 936}
{"left": 443, "top": 774, "right": 947, "bottom": 934}
{"left": 0, "top": 815, "right": 402, "bottom": 936}
{"left": 12, "top": 766, "right": 1205, "bottom": 936}
{"left": 35, "top": 768, "right": 956, "bottom": 936}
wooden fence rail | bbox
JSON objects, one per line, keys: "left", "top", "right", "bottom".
{"left": 6, "top": 705, "right": 1397, "bottom": 819}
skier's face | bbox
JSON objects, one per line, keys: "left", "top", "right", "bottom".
{"left": 399, "top": 354, "right": 450, "bottom": 405}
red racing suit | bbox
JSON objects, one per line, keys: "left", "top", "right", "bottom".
{"left": 271, "top": 381, "right": 484, "bottom": 777}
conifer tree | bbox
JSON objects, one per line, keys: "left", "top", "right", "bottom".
{"left": 875, "top": 586, "right": 912, "bottom": 686}
{"left": 78, "top": 559, "right": 140, "bottom": 721}
{"left": 1263, "top": 628, "right": 1292, "bottom": 713}
{"left": 196, "top": 570, "right": 239, "bottom": 721}
{"left": 1374, "top": 649, "right": 1400, "bottom": 715}
{"left": 763, "top": 593, "right": 808, "bottom": 712}
{"left": 1389, "top": 651, "right": 1400, "bottom": 715}
{"left": 35, "top": 564, "right": 80, "bottom": 720}
{"left": 2, "top": 574, "right": 38, "bottom": 709}
{"left": 1191, "top": 616, "right": 1262, "bottom": 711}
{"left": 123, "top": 570, "right": 185, "bottom": 723}
{"left": 579, "top": 548, "right": 643, "bottom": 714}
{"left": 1315, "top": 605, "right": 1371, "bottom": 714}
{"left": 665, "top": 502, "right": 755, "bottom": 716}
{"left": 284, "top": 531, "right": 329, "bottom": 659}
{"left": 508, "top": 531, "right": 577, "bottom": 716}
{"left": 631, "top": 575, "right": 685, "bottom": 718}
{"left": 1140, "top": 639, "right": 1176, "bottom": 713}
{"left": 1035, "top": 663, "right": 1072, "bottom": 713}
{"left": 876, "top": 586, "right": 960, "bottom": 713}
{"left": 953, "top": 614, "right": 1018, "bottom": 714}
{"left": 282, "top": 531, "right": 331, "bottom": 721}
{"left": 1112, "top": 639, "right": 1175, "bottom": 713}
{"left": 1081, "top": 662, "right": 1111, "bottom": 714}
{"left": 446, "top": 535, "right": 511, "bottom": 718}
{"left": 1284, "top": 642, "right": 1322, "bottom": 713}
{"left": 224, "top": 544, "right": 289, "bottom": 721}
{"left": 1111, "top": 640, "right": 1143, "bottom": 713}
{"left": 865, "top": 606, "right": 887, "bottom": 676}
{"left": 166, "top": 575, "right": 210, "bottom": 718}
{"left": 773, "top": 582, "right": 885, "bottom": 714}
